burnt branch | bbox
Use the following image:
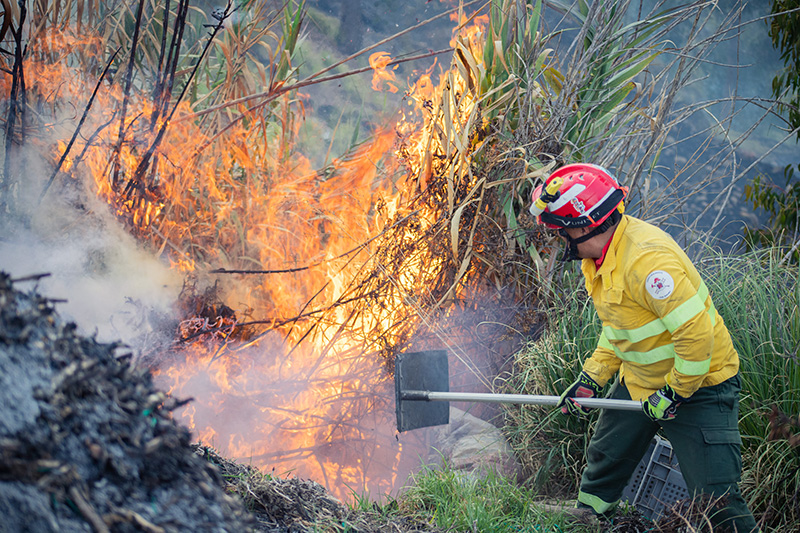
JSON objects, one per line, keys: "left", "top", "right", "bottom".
{"left": 165, "top": 0, "right": 191, "bottom": 99}
{"left": 111, "top": 0, "right": 147, "bottom": 190}
{"left": 123, "top": 1, "right": 233, "bottom": 202}
{"left": 1, "top": 0, "right": 27, "bottom": 214}
{"left": 150, "top": 0, "right": 174, "bottom": 128}
{"left": 38, "top": 47, "right": 121, "bottom": 203}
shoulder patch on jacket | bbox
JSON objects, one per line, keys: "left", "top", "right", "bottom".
{"left": 645, "top": 270, "right": 674, "bottom": 299}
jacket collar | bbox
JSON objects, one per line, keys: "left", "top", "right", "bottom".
{"left": 581, "top": 215, "right": 629, "bottom": 290}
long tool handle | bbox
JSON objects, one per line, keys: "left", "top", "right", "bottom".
{"left": 401, "top": 390, "right": 641, "bottom": 411}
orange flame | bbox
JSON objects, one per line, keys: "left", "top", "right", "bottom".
{"left": 10, "top": 10, "right": 494, "bottom": 502}
{"left": 369, "top": 51, "right": 400, "bottom": 93}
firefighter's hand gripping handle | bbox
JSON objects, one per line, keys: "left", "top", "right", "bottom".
{"left": 529, "top": 177, "right": 563, "bottom": 217}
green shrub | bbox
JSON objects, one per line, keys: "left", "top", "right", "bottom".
{"left": 700, "top": 248, "right": 800, "bottom": 528}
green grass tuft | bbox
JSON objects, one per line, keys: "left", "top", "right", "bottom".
{"left": 397, "top": 461, "right": 581, "bottom": 532}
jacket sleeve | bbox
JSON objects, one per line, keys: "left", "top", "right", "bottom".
{"left": 582, "top": 330, "right": 622, "bottom": 387}
{"left": 630, "top": 250, "right": 714, "bottom": 398}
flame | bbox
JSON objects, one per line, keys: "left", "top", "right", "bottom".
{"left": 11, "top": 9, "right": 495, "bottom": 502}
{"left": 369, "top": 51, "right": 399, "bottom": 93}
{"left": 450, "top": 11, "right": 489, "bottom": 50}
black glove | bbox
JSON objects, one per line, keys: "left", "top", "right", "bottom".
{"left": 558, "top": 371, "right": 602, "bottom": 415}
{"left": 642, "top": 383, "right": 686, "bottom": 421}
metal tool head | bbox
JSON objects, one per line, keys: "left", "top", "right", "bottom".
{"left": 395, "top": 350, "right": 450, "bottom": 432}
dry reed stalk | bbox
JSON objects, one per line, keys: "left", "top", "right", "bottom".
{"left": 2, "top": 0, "right": 27, "bottom": 205}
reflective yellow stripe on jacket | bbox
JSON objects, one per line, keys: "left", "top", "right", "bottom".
{"left": 599, "top": 281, "right": 716, "bottom": 376}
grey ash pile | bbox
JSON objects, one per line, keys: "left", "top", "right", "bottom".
{"left": 0, "top": 272, "right": 447, "bottom": 533}
{"left": 0, "top": 272, "right": 252, "bottom": 532}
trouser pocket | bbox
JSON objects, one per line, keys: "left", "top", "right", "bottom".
{"left": 700, "top": 427, "right": 742, "bottom": 485}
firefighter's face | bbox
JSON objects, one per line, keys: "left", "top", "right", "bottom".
{"left": 561, "top": 227, "right": 605, "bottom": 259}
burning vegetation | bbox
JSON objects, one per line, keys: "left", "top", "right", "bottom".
{"left": 0, "top": 272, "right": 452, "bottom": 532}
{"left": 2, "top": 0, "right": 560, "bottom": 500}
{"left": 4, "top": 1, "right": 800, "bottom": 531}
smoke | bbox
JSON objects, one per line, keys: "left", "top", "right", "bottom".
{"left": 0, "top": 160, "right": 182, "bottom": 348}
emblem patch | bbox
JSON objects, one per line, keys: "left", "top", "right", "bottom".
{"left": 570, "top": 197, "right": 587, "bottom": 214}
{"left": 646, "top": 270, "right": 674, "bottom": 299}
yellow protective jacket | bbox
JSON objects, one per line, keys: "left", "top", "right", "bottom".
{"left": 580, "top": 215, "right": 739, "bottom": 401}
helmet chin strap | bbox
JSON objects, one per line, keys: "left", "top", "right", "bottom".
{"left": 559, "top": 228, "right": 598, "bottom": 261}
{"left": 558, "top": 210, "right": 621, "bottom": 262}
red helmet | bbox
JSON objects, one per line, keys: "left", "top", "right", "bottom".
{"left": 530, "top": 163, "right": 627, "bottom": 229}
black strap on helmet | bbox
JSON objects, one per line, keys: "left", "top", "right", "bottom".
{"left": 559, "top": 209, "right": 622, "bottom": 261}
{"left": 540, "top": 188, "right": 625, "bottom": 229}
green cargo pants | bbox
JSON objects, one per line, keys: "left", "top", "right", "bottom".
{"left": 577, "top": 374, "right": 758, "bottom": 532}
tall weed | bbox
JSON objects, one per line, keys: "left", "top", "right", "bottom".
{"left": 398, "top": 462, "right": 574, "bottom": 532}
{"left": 699, "top": 248, "right": 800, "bottom": 528}
{"left": 497, "top": 264, "right": 600, "bottom": 497}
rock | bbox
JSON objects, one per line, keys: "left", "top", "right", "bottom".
{"left": 532, "top": 500, "right": 600, "bottom": 525}
{"left": 428, "top": 406, "right": 521, "bottom": 480}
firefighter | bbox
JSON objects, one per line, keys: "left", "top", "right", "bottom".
{"left": 530, "top": 163, "right": 758, "bottom": 531}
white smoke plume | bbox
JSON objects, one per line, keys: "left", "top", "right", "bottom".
{"left": 0, "top": 161, "right": 182, "bottom": 348}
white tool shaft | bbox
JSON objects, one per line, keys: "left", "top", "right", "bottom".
{"left": 402, "top": 390, "right": 641, "bottom": 411}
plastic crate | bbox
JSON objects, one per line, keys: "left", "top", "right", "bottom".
{"left": 621, "top": 435, "right": 690, "bottom": 519}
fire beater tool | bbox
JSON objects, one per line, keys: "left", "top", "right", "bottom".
{"left": 395, "top": 350, "right": 641, "bottom": 432}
